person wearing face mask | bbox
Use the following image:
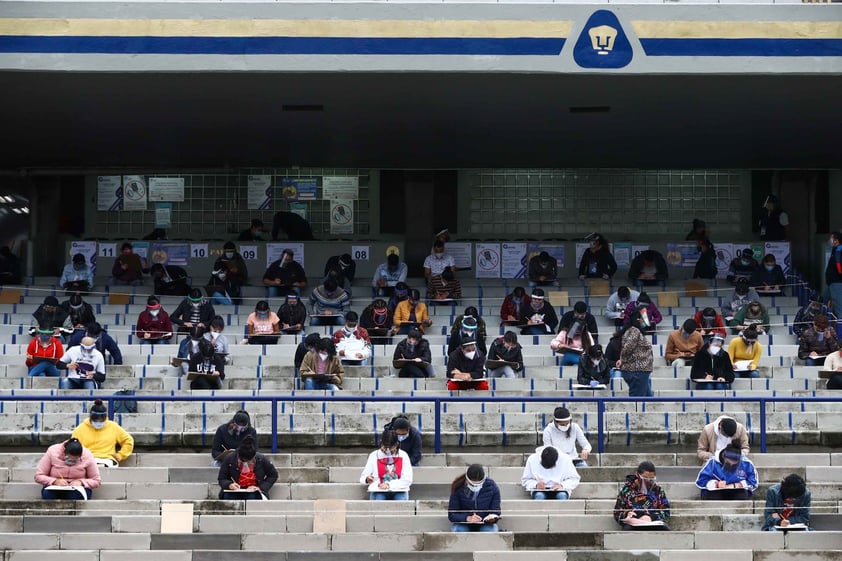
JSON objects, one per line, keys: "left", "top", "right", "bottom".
{"left": 59, "top": 253, "right": 94, "bottom": 295}
{"left": 385, "top": 415, "right": 422, "bottom": 466}
{"left": 690, "top": 333, "right": 734, "bottom": 390}
{"left": 372, "top": 252, "right": 408, "bottom": 298}
{"left": 751, "top": 254, "right": 787, "bottom": 296}
{"left": 617, "top": 310, "right": 654, "bottom": 397}
{"left": 621, "top": 292, "right": 662, "bottom": 335}
{"left": 204, "top": 316, "right": 231, "bottom": 364}
{"left": 294, "top": 333, "right": 322, "bottom": 372}
{"left": 67, "top": 322, "right": 123, "bottom": 365}
{"left": 188, "top": 339, "right": 225, "bottom": 390}
{"left": 727, "top": 325, "right": 762, "bottom": 378}
{"left": 205, "top": 261, "right": 236, "bottom": 306}
{"left": 111, "top": 242, "right": 144, "bottom": 286}
{"left": 613, "top": 461, "right": 671, "bottom": 530}
{"left": 309, "top": 277, "right": 351, "bottom": 326}
{"left": 35, "top": 437, "right": 101, "bottom": 500}
{"left": 726, "top": 248, "right": 758, "bottom": 285}
{"left": 393, "top": 328, "right": 434, "bottom": 378}
{"left": 692, "top": 237, "right": 718, "bottom": 280}
{"left": 695, "top": 443, "right": 758, "bottom": 500}
{"left": 244, "top": 300, "right": 281, "bottom": 345}
{"left": 730, "top": 302, "right": 769, "bottom": 336}
{"left": 263, "top": 248, "right": 308, "bottom": 299}
{"left": 170, "top": 288, "right": 216, "bottom": 334}
{"left": 541, "top": 407, "right": 592, "bottom": 467}
{"left": 427, "top": 266, "right": 462, "bottom": 302}
{"left": 792, "top": 295, "right": 834, "bottom": 340}
{"left": 360, "top": 298, "right": 393, "bottom": 341}
{"left": 150, "top": 263, "right": 191, "bottom": 297}
{"left": 333, "top": 311, "right": 372, "bottom": 365}
{"left": 387, "top": 282, "right": 410, "bottom": 314}
{"left": 693, "top": 307, "right": 727, "bottom": 345}
{"left": 500, "top": 286, "right": 531, "bottom": 325}
{"left": 323, "top": 253, "right": 356, "bottom": 296}
{"left": 577, "top": 344, "right": 610, "bottom": 388}
{"left": 758, "top": 194, "right": 789, "bottom": 241}
{"left": 277, "top": 293, "right": 307, "bottom": 334}
{"left": 797, "top": 314, "right": 838, "bottom": 366}
{"left": 29, "top": 295, "right": 73, "bottom": 341}
{"left": 448, "top": 312, "right": 487, "bottom": 356}
{"left": 578, "top": 232, "right": 617, "bottom": 280}
{"left": 423, "top": 240, "right": 457, "bottom": 286}
{"left": 721, "top": 279, "right": 761, "bottom": 324}
{"left": 604, "top": 286, "right": 640, "bottom": 330}
{"left": 448, "top": 464, "right": 501, "bottom": 532}
{"left": 628, "top": 249, "right": 669, "bottom": 289}
{"left": 211, "top": 410, "right": 258, "bottom": 467}
{"left": 824, "top": 231, "right": 842, "bottom": 320}
{"left": 299, "top": 338, "right": 344, "bottom": 391}
{"left": 664, "top": 319, "right": 704, "bottom": 367}
{"left": 71, "top": 399, "right": 134, "bottom": 467}
{"left": 446, "top": 338, "right": 488, "bottom": 391}
{"left": 763, "top": 474, "right": 812, "bottom": 531}
{"left": 238, "top": 218, "right": 267, "bottom": 241}
{"left": 822, "top": 350, "right": 842, "bottom": 389}
{"left": 135, "top": 296, "right": 174, "bottom": 344}
{"left": 519, "top": 288, "right": 559, "bottom": 335}
{"left": 697, "top": 415, "right": 749, "bottom": 463}
{"left": 218, "top": 435, "right": 278, "bottom": 499}
{"left": 487, "top": 331, "right": 524, "bottom": 379}
{"left": 528, "top": 251, "right": 559, "bottom": 288}
{"left": 61, "top": 293, "right": 97, "bottom": 334}
{"left": 26, "top": 326, "right": 64, "bottom": 377}
{"left": 177, "top": 326, "right": 207, "bottom": 376}
{"left": 213, "top": 241, "right": 248, "bottom": 304}
{"left": 552, "top": 301, "right": 598, "bottom": 366}
{"left": 57, "top": 336, "right": 106, "bottom": 390}
{"left": 392, "top": 289, "right": 433, "bottom": 336}
{"left": 521, "top": 445, "right": 580, "bottom": 500}
{"left": 360, "top": 430, "right": 413, "bottom": 500}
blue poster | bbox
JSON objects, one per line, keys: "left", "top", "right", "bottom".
{"left": 150, "top": 242, "right": 190, "bottom": 267}
{"left": 665, "top": 242, "right": 700, "bottom": 268}
{"left": 281, "top": 177, "right": 318, "bottom": 201}
{"left": 526, "top": 243, "right": 565, "bottom": 269}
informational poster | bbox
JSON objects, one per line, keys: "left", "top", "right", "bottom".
{"left": 632, "top": 245, "right": 651, "bottom": 260}
{"left": 190, "top": 244, "right": 209, "bottom": 260}
{"left": 69, "top": 241, "right": 98, "bottom": 275}
{"left": 502, "top": 242, "right": 527, "bottom": 279}
{"left": 148, "top": 178, "right": 185, "bottom": 202}
{"left": 289, "top": 202, "right": 308, "bottom": 220}
{"left": 764, "top": 241, "right": 792, "bottom": 275}
{"left": 239, "top": 245, "right": 258, "bottom": 262}
{"left": 475, "top": 243, "right": 501, "bottom": 279}
{"left": 266, "top": 242, "right": 305, "bottom": 268}
{"left": 150, "top": 242, "right": 190, "bottom": 267}
{"left": 447, "top": 242, "right": 473, "bottom": 270}
{"left": 526, "top": 243, "right": 565, "bottom": 269}
{"left": 281, "top": 177, "right": 318, "bottom": 201}
{"left": 714, "top": 242, "right": 734, "bottom": 279}
{"left": 329, "top": 199, "right": 354, "bottom": 235}
{"left": 122, "top": 175, "right": 148, "bottom": 211}
{"left": 351, "top": 246, "right": 370, "bottom": 261}
{"left": 613, "top": 242, "right": 632, "bottom": 269}
{"left": 97, "top": 176, "right": 123, "bottom": 211}
{"left": 154, "top": 203, "right": 172, "bottom": 229}
{"left": 665, "top": 242, "right": 700, "bottom": 268}
{"left": 247, "top": 175, "right": 272, "bottom": 210}
{"left": 322, "top": 176, "right": 359, "bottom": 200}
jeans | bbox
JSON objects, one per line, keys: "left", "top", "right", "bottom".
{"left": 621, "top": 371, "right": 653, "bottom": 397}
{"left": 370, "top": 491, "right": 409, "bottom": 501}
{"left": 29, "top": 363, "right": 60, "bottom": 377}
{"left": 804, "top": 358, "right": 823, "bottom": 367}
{"left": 521, "top": 326, "right": 547, "bottom": 335}
{"left": 266, "top": 286, "right": 300, "bottom": 299}
{"left": 695, "top": 382, "right": 729, "bottom": 390}
{"left": 610, "top": 368, "right": 623, "bottom": 379}
{"left": 830, "top": 283, "right": 842, "bottom": 323}
{"left": 303, "top": 378, "right": 339, "bottom": 391}
{"left": 451, "top": 523, "right": 498, "bottom": 533}
{"left": 700, "top": 488, "right": 751, "bottom": 500}
{"left": 41, "top": 486, "right": 92, "bottom": 500}
{"left": 210, "top": 292, "right": 233, "bottom": 306}
{"left": 59, "top": 377, "right": 97, "bottom": 390}
{"left": 559, "top": 353, "right": 581, "bottom": 366}
{"left": 220, "top": 490, "right": 263, "bottom": 500}
{"left": 398, "top": 364, "right": 434, "bottom": 378}
{"left": 310, "top": 315, "right": 344, "bottom": 326}
{"left": 736, "top": 370, "right": 760, "bottom": 379}
{"left": 573, "top": 459, "right": 588, "bottom": 468}
{"left": 489, "top": 366, "right": 517, "bottom": 379}
{"left": 139, "top": 338, "right": 169, "bottom": 345}
{"left": 532, "top": 490, "right": 570, "bottom": 500}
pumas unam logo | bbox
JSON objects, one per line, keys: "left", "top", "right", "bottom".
{"left": 573, "top": 10, "right": 633, "bottom": 69}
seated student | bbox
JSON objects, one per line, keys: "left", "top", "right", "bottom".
{"left": 170, "top": 288, "right": 216, "bottom": 334}
{"left": 309, "top": 278, "right": 351, "bottom": 326}
{"left": 729, "top": 301, "right": 770, "bottom": 335}
{"left": 59, "top": 253, "right": 94, "bottom": 295}
{"left": 822, "top": 350, "right": 842, "bottom": 389}
{"left": 577, "top": 344, "right": 610, "bottom": 388}
{"left": 393, "top": 328, "right": 434, "bottom": 378}
{"left": 448, "top": 464, "right": 501, "bottom": 533}
{"left": 29, "top": 296, "right": 73, "bottom": 341}
{"left": 218, "top": 435, "right": 278, "bottom": 500}
{"left": 752, "top": 254, "right": 787, "bottom": 296}
{"left": 551, "top": 303, "right": 597, "bottom": 366}
{"left": 204, "top": 316, "right": 231, "bottom": 364}
{"left": 111, "top": 242, "right": 144, "bottom": 286}
{"left": 692, "top": 238, "right": 718, "bottom": 280}
{"left": 177, "top": 326, "right": 206, "bottom": 376}
{"left": 277, "top": 293, "right": 307, "bottom": 334}
{"left": 519, "top": 288, "right": 559, "bottom": 335}
{"left": 628, "top": 249, "right": 668, "bottom": 288}
{"left": 604, "top": 286, "right": 640, "bottom": 330}
{"left": 726, "top": 248, "right": 758, "bottom": 285}
{"left": 450, "top": 307, "right": 487, "bottom": 344}
{"left": 57, "top": 337, "right": 106, "bottom": 390}
{"left": 294, "top": 333, "right": 322, "bottom": 372}
{"left": 323, "top": 253, "right": 356, "bottom": 296}
{"left": 387, "top": 282, "right": 410, "bottom": 315}
{"left": 333, "top": 312, "right": 372, "bottom": 365}
{"left": 448, "top": 316, "right": 487, "bottom": 356}
{"left": 62, "top": 294, "right": 96, "bottom": 336}
{"left": 26, "top": 326, "right": 64, "bottom": 377}
{"left": 205, "top": 262, "right": 236, "bottom": 306}
{"left": 560, "top": 301, "right": 600, "bottom": 344}
{"left": 243, "top": 300, "right": 281, "bottom": 345}
{"left": 797, "top": 313, "right": 838, "bottom": 366}
{"left": 622, "top": 292, "right": 662, "bottom": 335}
{"left": 385, "top": 415, "right": 422, "bottom": 467}
{"left": 690, "top": 333, "right": 734, "bottom": 390}
{"left": 372, "top": 253, "right": 408, "bottom": 297}
{"left": 697, "top": 415, "right": 750, "bottom": 464}
{"left": 695, "top": 443, "right": 758, "bottom": 500}
{"left": 500, "top": 286, "right": 530, "bottom": 325}
{"left": 263, "top": 248, "right": 307, "bottom": 298}
{"left": 763, "top": 474, "right": 812, "bottom": 531}
{"left": 793, "top": 296, "right": 835, "bottom": 339}
{"left": 34, "top": 438, "right": 101, "bottom": 500}
{"left": 360, "top": 298, "right": 393, "bottom": 340}
{"left": 359, "top": 430, "right": 413, "bottom": 501}
{"left": 664, "top": 319, "right": 703, "bottom": 367}
{"left": 68, "top": 322, "right": 123, "bottom": 365}
{"left": 213, "top": 241, "right": 248, "bottom": 304}
{"left": 721, "top": 279, "right": 760, "bottom": 324}
{"left": 135, "top": 296, "right": 174, "bottom": 345}
{"left": 605, "top": 331, "right": 623, "bottom": 379}
{"left": 391, "top": 289, "right": 432, "bottom": 336}
{"left": 727, "top": 325, "right": 762, "bottom": 378}
{"left": 541, "top": 406, "right": 592, "bottom": 467}
{"left": 578, "top": 232, "right": 617, "bottom": 280}
{"left": 299, "top": 338, "right": 344, "bottom": 391}
{"left": 424, "top": 240, "right": 457, "bottom": 287}
{"left": 211, "top": 410, "right": 258, "bottom": 467}
{"left": 487, "top": 331, "right": 524, "bottom": 379}
{"left": 613, "top": 461, "right": 671, "bottom": 530}
{"left": 150, "top": 263, "right": 190, "bottom": 297}
{"left": 528, "top": 251, "right": 559, "bottom": 288}
{"left": 521, "top": 445, "right": 580, "bottom": 500}
{"left": 446, "top": 337, "right": 488, "bottom": 391}
{"left": 427, "top": 267, "right": 462, "bottom": 302}
{"left": 71, "top": 399, "right": 134, "bottom": 467}
{"left": 693, "top": 307, "right": 727, "bottom": 345}
{"left": 187, "top": 339, "right": 225, "bottom": 390}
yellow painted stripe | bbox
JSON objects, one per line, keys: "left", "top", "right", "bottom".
{"left": 0, "top": 18, "right": 572, "bottom": 38}
{"left": 632, "top": 20, "right": 842, "bottom": 39}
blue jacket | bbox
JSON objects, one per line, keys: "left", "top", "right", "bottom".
{"left": 68, "top": 329, "right": 123, "bottom": 365}
{"left": 448, "top": 478, "right": 501, "bottom": 523}
{"left": 695, "top": 455, "right": 758, "bottom": 494}
{"left": 763, "top": 483, "right": 811, "bottom": 530}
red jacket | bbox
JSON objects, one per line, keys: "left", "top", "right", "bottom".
{"left": 693, "top": 310, "right": 727, "bottom": 337}
{"left": 26, "top": 337, "right": 64, "bottom": 367}
{"left": 135, "top": 309, "right": 174, "bottom": 340}
{"left": 500, "top": 293, "right": 531, "bottom": 322}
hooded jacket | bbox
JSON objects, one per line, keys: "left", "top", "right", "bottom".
{"left": 71, "top": 418, "right": 134, "bottom": 462}
{"left": 695, "top": 453, "right": 758, "bottom": 494}
{"left": 448, "top": 477, "right": 501, "bottom": 523}
{"left": 35, "top": 443, "right": 101, "bottom": 488}
{"left": 696, "top": 415, "right": 750, "bottom": 462}
{"left": 763, "top": 483, "right": 811, "bottom": 530}
{"left": 521, "top": 446, "right": 581, "bottom": 496}
{"left": 217, "top": 452, "right": 278, "bottom": 498}
{"left": 690, "top": 345, "right": 735, "bottom": 383}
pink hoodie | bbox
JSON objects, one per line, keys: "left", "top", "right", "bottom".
{"left": 34, "top": 442, "right": 101, "bottom": 488}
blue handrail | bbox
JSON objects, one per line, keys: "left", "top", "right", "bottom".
{"left": 3, "top": 394, "right": 840, "bottom": 454}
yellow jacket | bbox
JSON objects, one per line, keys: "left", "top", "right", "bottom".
{"left": 393, "top": 301, "right": 430, "bottom": 332}
{"left": 727, "top": 337, "right": 762, "bottom": 371}
{"left": 71, "top": 419, "right": 135, "bottom": 462}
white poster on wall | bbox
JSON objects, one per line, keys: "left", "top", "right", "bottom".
{"left": 69, "top": 241, "right": 98, "bottom": 275}
{"left": 247, "top": 175, "right": 272, "bottom": 210}
{"left": 329, "top": 199, "right": 354, "bottom": 235}
{"left": 148, "top": 177, "right": 185, "bottom": 202}
{"left": 445, "top": 242, "right": 472, "bottom": 270}
{"left": 502, "top": 242, "right": 527, "bottom": 279}
{"left": 575, "top": 243, "right": 591, "bottom": 271}
{"left": 714, "top": 242, "right": 734, "bottom": 280}
{"left": 764, "top": 241, "right": 792, "bottom": 275}
{"left": 122, "top": 176, "right": 147, "bottom": 211}
{"left": 97, "top": 176, "right": 123, "bottom": 211}
{"left": 475, "top": 243, "right": 501, "bottom": 279}
{"left": 322, "top": 176, "right": 359, "bottom": 200}
{"left": 266, "top": 242, "right": 305, "bottom": 269}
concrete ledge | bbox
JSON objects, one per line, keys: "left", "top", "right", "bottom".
{"left": 23, "top": 515, "right": 112, "bottom": 533}
{"left": 332, "top": 533, "right": 425, "bottom": 551}
{"left": 100, "top": 552, "right": 193, "bottom": 561}
{"left": 150, "top": 533, "right": 241, "bottom": 550}
{"left": 60, "top": 533, "right": 151, "bottom": 550}
{"left": 241, "top": 533, "right": 330, "bottom": 552}
{"left": 603, "top": 531, "right": 695, "bottom": 550}
{"left": 6, "top": 551, "right": 98, "bottom": 561}
{"left": 660, "top": 552, "right": 752, "bottom": 561}
{"left": 422, "top": 532, "right": 513, "bottom": 552}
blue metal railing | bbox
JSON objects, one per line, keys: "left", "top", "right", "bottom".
{"left": 4, "top": 394, "right": 841, "bottom": 455}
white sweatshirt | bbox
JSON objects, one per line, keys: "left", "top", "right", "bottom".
{"left": 521, "top": 446, "right": 581, "bottom": 495}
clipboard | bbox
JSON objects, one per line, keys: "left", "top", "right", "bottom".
{"left": 818, "top": 371, "right": 838, "bottom": 379}
{"left": 572, "top": 383, "right": 607, "bottom": 390}
{"left": 186, "top": 371, "right": 219, "bottom": 381}
{"left": 693, "top": 378, "right": 723, "bottom": 384}
{"left": 517, "top": 322, "right": 545, "bottom": 329}
{"left": 397, "top": 321, "right": 422, "bottom": 328}
{"left": 622, "top": 519, "right": 665, "bottom": 528}
{"left": 733, "top": 360, "right": 754, "bottom": 372}
{"left": 224, "top": 488, "right": 268, "bottom": 500}
{"left": 309, "top": 313, "right": 339, "bottom": 318}
{"left": 393, "top": 359, "right": 431, "bottom": 369}
{"left": 281, "top": 327, "right": 303, "bottom": 333}
{"left": 500, "top": 320, "right": 521, "bottom": 326}
{"left": 367, "top": 481, "right": 410, "bottom": 493}
{"left": 775, "top": 523, "right": 807, "bottom": 530}
{"left": 299, "top": 372, "right": 336, "bottom": 383}
{"left": 555, "top": 347, "right": 584, "bottom": 355}
{"left": 67, "top": 362, "right": 94, "bottom": 379}
{"left": 44, "top": 484, "right": 88, "bottom": 500}
{"left": 31, "top": 356, "right": 58, "bottom": 364}
{"left": 429, "top": 298, "right": 455, "bottom": 304}
{"left": 367, "top": 328, "right": 390, "bottom": 338}
{"left": 170, "top": 357, "right": 188, "bottom": 367}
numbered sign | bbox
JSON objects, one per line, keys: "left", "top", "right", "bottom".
{"left": 239, "top": 245, "right": 258, "bottom": 261}
{"left": 190, "top": 244, "right": 209, "bottom": 259}
{"left": 352, "top": 246, "right": 370, "bottom": 261}
{"left": 98, "top": 243, "right": 117, "bottom": 258}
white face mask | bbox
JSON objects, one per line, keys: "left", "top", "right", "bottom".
{"left": 318, "top": 352, "right": 329, "bottom": 361}
{"left": 708, "top": 345, "right": 721, "bottom": 356}
{"left": 149, "top": 309, "right": 160, "bottom": 317}
{"left": 217, "top": 272, "right": 227, "bottom": 281}
{"left": 211, "top": 331, "right": 220, "bottom": 339}
{"left": 434, "top": 252, "right": 444, "bottom": 260}
{"left": 464, "top": 351, "right": 476, "bottom": 360}
{"left": 91, "top": 421, "right": 106, "bottom": 430}
{"left": 224, "top": 251, "right": 234, "bottom": 259}
{"left": 555, "top": 422, "right": 571, "bottom": 432}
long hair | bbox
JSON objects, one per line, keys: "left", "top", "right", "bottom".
{"left": 450, "top": 463, "right": 485, "bottom": 494}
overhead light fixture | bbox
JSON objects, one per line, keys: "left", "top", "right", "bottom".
{"left": 21, "top": 207, "right": 29, "bottom": 214}
{"left": 11, "top": 208, "right": 21, "bottom": 214}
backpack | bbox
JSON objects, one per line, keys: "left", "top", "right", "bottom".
{"left": 112, "top": 389, "right": 137, "bottom": 414}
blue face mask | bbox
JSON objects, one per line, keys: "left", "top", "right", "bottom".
{"left": 765, "top": 264, "right": 774, "bottom": 271}
{"left": 38, "top": 334, "right": 52, "bottom": 343}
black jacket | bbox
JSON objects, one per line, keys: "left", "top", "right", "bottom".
{"left": 578, "top": 357, "right": 610, "bottom": 385}
{"left": 448, "top": 330, "right": 487, "bottom": 356}
{"left": 446, "top": 349, "right": 486, "bottom": 379}
{"left": 448, "top": 478, "right": 501, "bottom": 523}
{"left": 153, "top": 265, "right": 190, "bottom": 296}
{"left": 628, "top": 250, "right": 668, "bottom": 282}
{"left": 211, "top": 423, "right": 259, "bottom": 461}
{"left": 323, "top": 255, "right": 356, "bottom": 285}
{"left": 272, "top": 211, "right": 314, "bottom": 241}
{"left": 690, "top": 346, "right": 735, "bottom": 383}
{"left": 693, "top": 246, "right": 718, "bottom": 280}
{"left": 487, "top": 337, "right": 523, "bottom": 372}
{"left": 278, "top": 302, "right": 308, "bottom": 328}
{"left": 579, "top": 247, "right": 617, "bottom": 279}
{"left": 62, "top": 301, "right": 97, "bottom": 329}
{"left": 217, "top": 452, "right": 278, "bottom": 498}
{"left": 528, "top": 255, "right": 557, "bottom": 282}
{"left": 170, "top": 299, "right": 216, "bottom": 328}
{"left": 519, "top": 301, "right": 559, "bottom": 333}
{"left": 827, "top": 247, "right": 842, "bottom": 286}
{"left": 394, "top": 338, "right": 432, "bottom": 363}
